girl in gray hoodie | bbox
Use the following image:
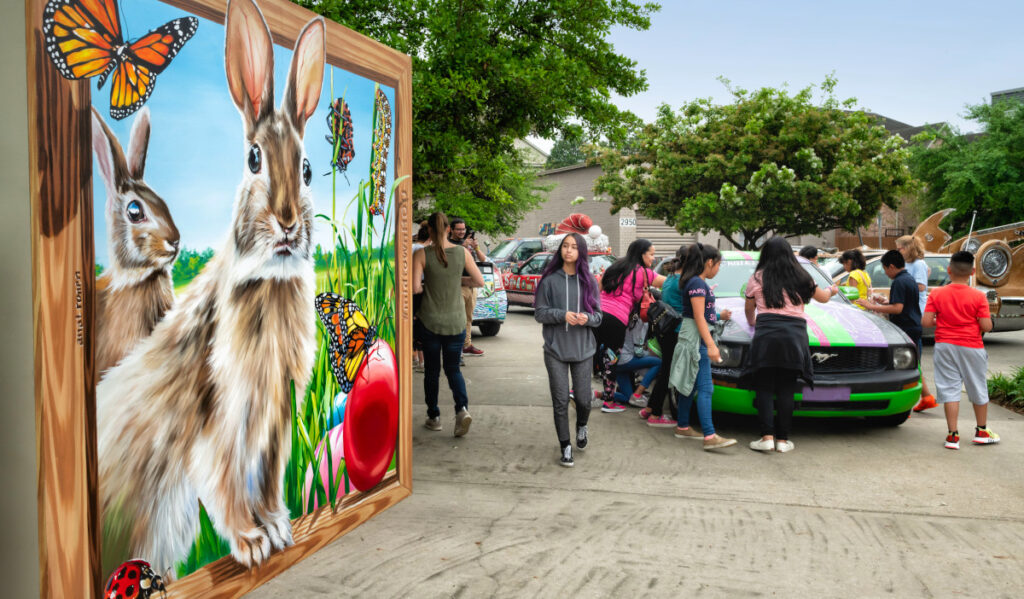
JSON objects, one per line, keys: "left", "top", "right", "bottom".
{"left": 534, "top": 233, "right": 603, "bottom": 467}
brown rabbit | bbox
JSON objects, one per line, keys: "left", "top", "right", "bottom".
{"left": 92, "top": 107, "right": 180, "bottom": 377}
{"left": 97, "top": 0, "right": 325, "bottom": 578}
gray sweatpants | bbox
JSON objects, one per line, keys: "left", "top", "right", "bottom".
{"left": 543, "top": 351, "right": 593, "bottom": 446}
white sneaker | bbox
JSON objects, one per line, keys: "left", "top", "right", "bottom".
{"left": 454, "top": 409, "right": 472, "bottom": 437}
{"left": 775, "top": 440, "right": 795, "bottom": 453}
{"left": 749, "top": 438, "right": 775, "bottom": 452}
{"left": 424, "top": 416, "right": 441, "bottom": 431}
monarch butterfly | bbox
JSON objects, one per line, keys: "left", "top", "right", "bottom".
{"left": 369, "top": 88, "right": 392, "bottom": 216}
{"left": 324, "top": 97, "right": 355, "bottom": 180}
{"left": 315, "top": 293, "right": 378, "bottom": 393}
{"left": 42, "top": 0, "right": 198, "bottom": 120}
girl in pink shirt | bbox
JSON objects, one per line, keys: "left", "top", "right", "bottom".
{"left": 595, "top": 239, "right": 666, "bottom": 413}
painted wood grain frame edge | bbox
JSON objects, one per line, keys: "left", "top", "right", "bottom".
{"left": 24, "top": 0, "right": 101, "bottom": 597}
{"left": 162, "top": 0, "right": 411, "bottom": 88}
{"left": 395, "top": 58, "right": 414, "bottom": 493}
{"left": 166, "top": 478, "right": 411, "bottom": 598}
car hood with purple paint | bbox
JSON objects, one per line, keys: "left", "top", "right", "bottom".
{"left": 716, "top": 297, "right": 911, "bottom": 348}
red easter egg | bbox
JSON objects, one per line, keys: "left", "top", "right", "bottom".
{"left": 343, "top": 340, "right": 398, "bottom": 491}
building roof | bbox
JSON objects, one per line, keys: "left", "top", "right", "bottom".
{"left": 863, "top": 112, "right": 947, "bottom": 141}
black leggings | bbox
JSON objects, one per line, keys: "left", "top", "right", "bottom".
{"left": 647, "top": 329, "right": 679, "bottom": 419}
{"left": 595, "top": 314, "right": 627, "bottom": 400}
{"left": 753, "top": 367, "right": 800, "bottom": 440}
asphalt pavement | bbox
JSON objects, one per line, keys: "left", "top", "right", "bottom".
{"left": 249, "top": 310, "right": 1024, "bottom": 598}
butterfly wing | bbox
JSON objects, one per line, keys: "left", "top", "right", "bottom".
{"left": 107, "top": 17, "right": 198, "bottom": 120}
{"left": 42, "top": 0, "right": 122, "bottom": 83}
{"left": 315, "top": 293, "right": 377, "bottom": 392}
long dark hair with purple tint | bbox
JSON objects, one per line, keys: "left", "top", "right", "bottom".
{"left": 539, "top": 233, "right": 598, "bottom": 314}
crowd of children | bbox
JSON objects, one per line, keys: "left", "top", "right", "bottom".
{"left": 534, "top": 236, "right": 1002, "bottom": 466}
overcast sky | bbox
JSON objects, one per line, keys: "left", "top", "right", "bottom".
{"left": 532, "top": 0, "right": 1022, "bottom": 152}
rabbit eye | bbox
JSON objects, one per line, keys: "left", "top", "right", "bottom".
{"left": 302, "top": 158, "right": 312, "bottom": 186}
{"left": 126, "top": 200, "right": 145, "bottom": 223}
{"left": 248, "top": 144, "right": 262, "bottom": 174}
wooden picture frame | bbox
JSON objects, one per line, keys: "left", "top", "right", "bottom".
{"left": 24, "top": 0, "right": 413, "bottom": 596}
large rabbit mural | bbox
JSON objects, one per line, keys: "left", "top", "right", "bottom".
{"left": 27, "top": 0, "right": 409, "bottom": 592}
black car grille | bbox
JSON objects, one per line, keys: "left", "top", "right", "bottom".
{"left": 809, "top": 347, "right": 887, "bottom": 373}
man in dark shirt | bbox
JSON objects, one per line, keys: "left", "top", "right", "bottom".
{"left": 857, "top": 249, "right": 922, "bottom": 346}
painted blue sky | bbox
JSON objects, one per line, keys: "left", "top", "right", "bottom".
{"left": 531, "top": 0, "right": 1023, "bottom": 151}
{"left": 92, "top": 0, "right": 395, "bottom": 267}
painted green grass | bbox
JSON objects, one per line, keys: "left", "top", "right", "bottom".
{"left": 175, "top": 83, "right": 400, "bottom": 579}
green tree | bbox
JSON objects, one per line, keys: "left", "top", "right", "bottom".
{"left": 295, "top": 0, "right": 658, "bottom": 235}
{"left": 546, "top": 133, "right": 586, "bottom": 169}
{"left": 171, "top": 247, "right": 215, "bottom": 287}
{"left": 909, "top": 99, "right": 1024, "bottom": 237}
{"left": 591, "top": 76, "right": 916, "bottom": 249}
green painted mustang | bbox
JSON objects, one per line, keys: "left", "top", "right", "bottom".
{"left": 709, "top": 252, "right": 922, "bottom": 426}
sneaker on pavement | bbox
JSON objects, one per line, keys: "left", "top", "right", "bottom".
{"left": 913, "top": 394, "right": 938, "bottom": 412}
{"left": 647, "top": 414, "right": 676, "bottom": 428}
{"left": 674, "top": 426, "right": 703, "bottom": 440}
{"left": 560, "top": 445, "right": 574, "bottom": 467}
{"left": 703, "top": 434, "right": 737, "bottom": 450}
{"left": 601, "top": 401, "right": 627, "bottom": 413}
{"left": 945, "top": 431, "right": 960, "bottom": 450}
{"left": 628, "top": 393, "right": 648, "bottom": 408}
{"left": 464, "top": 345, "right": 485, "bottom": 356}
{"left": 749, "top": 437, "right": 775, "bottom": 452}
{"left": 638, "top": 407, "right": 653, "bottom": 420}
{"left": 973, "top": 426, "right": 1000, "bottom": 445}
{"left": 424, "top": 416, "right": 441, "bottom": 431}
{"left": 454, "top": 409, "right": 472, "bottom": 437}
{"left": 774, "top": 439, "right": 795, "bottom": 453}
{"left": 576, "top": 425, "right": 588, "bottom": 450}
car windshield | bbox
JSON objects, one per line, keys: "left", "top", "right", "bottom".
{"left": 489, "top": 240, "right": 516, "bottom": 260}
{"left": 714, "top": 259, "right": 836, "bottom": 299}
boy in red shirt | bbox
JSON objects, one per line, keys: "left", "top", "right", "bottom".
{"left": 921, "top": 251, "right": 999, "bottom": 449}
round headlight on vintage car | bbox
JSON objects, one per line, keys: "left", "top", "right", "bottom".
{"left": 962, "top": 237, "right": 983, "bottom": 255}
{"left": 975, "top": 240, "right": 1013, "bottom": 287}
{"left": 892, "top": 346, "right": 916, "bottom": 370}
{"left": 717, "top": 344, "right": 743, "bottom": 368}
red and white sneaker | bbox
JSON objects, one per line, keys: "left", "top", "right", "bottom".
{"left": 973, "top": 426, "right": 1000, "bottom": 445}
{"left": 944, "top": 431, "right": 960, "bottom": 450}
{"left": 601, "top": 401, "right": 627, "bottom": 413}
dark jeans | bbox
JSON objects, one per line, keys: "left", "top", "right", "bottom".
{"left": 648, "top": 330, "right": 679, "bottom": 419}
{"left": 753, "top": 367, "right": 800, "bottom": 440}
{"left": 419, "top": 323, "right": 468, "bottom": 418}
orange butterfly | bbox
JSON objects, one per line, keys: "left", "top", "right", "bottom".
{"left": 42, "top": 0, "right": 198, "bottom": 120}
{"left": 315, "top": 293, "right": 378, "bottom": 393}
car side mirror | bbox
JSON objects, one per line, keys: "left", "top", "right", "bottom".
{"left": 840, "top": 286, "right": 860, "bottom": 301}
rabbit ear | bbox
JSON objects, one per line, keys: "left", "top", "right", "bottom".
{"left": 282, "top": 17, "right": 325, "bottom": 134}
{"left": 126, "top": 107, "right": 151, "bottom": 181}
{"left": 91, "top": 107, "right": 129, "bottom": 211}
{"left": 224, "top": 0, "right": 275, "bottom": 130}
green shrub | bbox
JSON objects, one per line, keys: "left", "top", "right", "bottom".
{"left": 987, "top": 366, "right": 1024, "bottom": 410}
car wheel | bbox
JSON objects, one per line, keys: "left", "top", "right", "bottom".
{"left": 869, "top": 410, "right": 911, "bottom": 427}
{"left": 478, "top": 322, "right": 501, "bottom": 337}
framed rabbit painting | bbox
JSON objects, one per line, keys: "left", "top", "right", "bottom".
{"left": 25, "top": 0, "right": 413, "bottom": 596}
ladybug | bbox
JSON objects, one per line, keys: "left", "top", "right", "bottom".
{"left": 104, "top": 560, "right": 167, "bottom": 599}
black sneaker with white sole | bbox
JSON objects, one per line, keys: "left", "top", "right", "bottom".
{"left": 576, "top": 425, "right": 588, "bottom": 450}
{"left": 560, "top": 445, "right": 574, "bottom": 467}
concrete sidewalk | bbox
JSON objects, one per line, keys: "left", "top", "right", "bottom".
{"left": 249, "top": 310, "right": 1024, "bottom": 598}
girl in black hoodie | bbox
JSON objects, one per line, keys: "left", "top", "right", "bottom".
{"left": 534, "top": 233, "right": 603, "bottom": 467}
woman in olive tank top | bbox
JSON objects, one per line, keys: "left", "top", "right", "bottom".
{"left": 413, "top": 212, "right": 485, "bottom": 436}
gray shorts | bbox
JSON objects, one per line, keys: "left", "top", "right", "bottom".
{"left": 932, "top": 343, "right": 989, "bottom": 406}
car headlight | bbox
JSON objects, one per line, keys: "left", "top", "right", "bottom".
{"left": 892, "top": 346, "right": 916, "bottom": 370}
{"left": 717, "top": 344, "right": 743, "bottom": 368}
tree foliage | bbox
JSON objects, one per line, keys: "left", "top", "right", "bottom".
{"left": 591, "top": 76, "right": 916, "bottom": 249}
{"left": 546, "top": 133, "right": 586, "bottom": 169}
{"left": 296, "top": 0, "right": 659, "bottom": 235}
{"left": 908, "top": 99, "right": 1024, "bottom": 238}
{"left": 171, "top": 247, "right": 215, "bottom": 287}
